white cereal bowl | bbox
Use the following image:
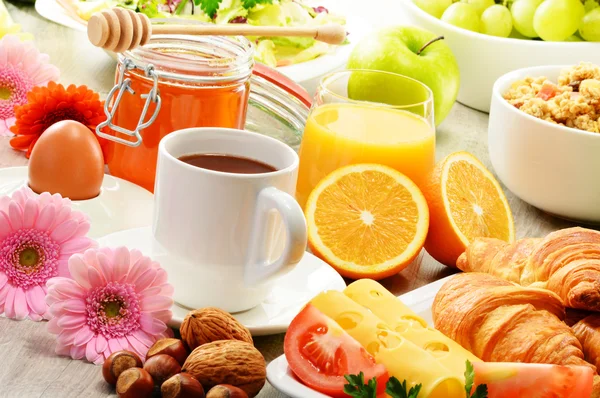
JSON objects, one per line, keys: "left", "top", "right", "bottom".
{"left": 398, "top": 0, "right": 600, "bottom": 113}
{"left": 489, "top": 65, "right": 600, "bottom": 224}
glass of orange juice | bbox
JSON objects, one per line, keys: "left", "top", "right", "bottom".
{"left": 296, "top": 69, "right": 435, "bottom": 209}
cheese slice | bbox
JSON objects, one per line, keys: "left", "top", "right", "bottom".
{"left": 344, "top": 279, "right": 481, "bottom": 378}
{"left": 311, "top": 291, "right": 464, "bottom": 398}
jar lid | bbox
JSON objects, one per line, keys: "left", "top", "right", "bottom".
{"left": 247, "top": 63, "right": 312, "bottom": 151}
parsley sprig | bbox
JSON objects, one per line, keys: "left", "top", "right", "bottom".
{"left": 344, "top": 373, "right": 421, "bottom": 398}
{"left": 464, "top": 360, "right": 488, "bottom": 398}
{"left": 343, "top": 360, "right": 487, "bottom": 398}
{"left": 193, "top": 0, "right": 272, "bottom": 18}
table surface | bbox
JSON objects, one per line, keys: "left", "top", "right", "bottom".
{"left": 0, "top": 1, "right": 585, "bottom": 397}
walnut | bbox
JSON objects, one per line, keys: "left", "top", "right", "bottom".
{"left": 180, "top": 308, "right": 253, "bottom": 351}
{"left": 182, "top": 340, "right": 266, "bottom": 397}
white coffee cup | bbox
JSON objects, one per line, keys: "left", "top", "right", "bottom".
{"left": 153, "top": 127, "right": 307, "bottom": 312}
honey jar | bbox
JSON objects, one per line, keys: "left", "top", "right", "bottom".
{"left": 98, "top": 34, "right": 254, "bottom": 192}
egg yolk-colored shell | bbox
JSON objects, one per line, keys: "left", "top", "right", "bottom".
{"left": 28, "top": 120, "right": 104, "bottom": 200}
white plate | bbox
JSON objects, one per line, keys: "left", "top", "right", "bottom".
{"left": 34, "top": 0, "right": 371, "bottom": 93}
{"left": 0, "top": 167, "right": 153, "bottom": 238}
{"left": 266, "top": 275, "right": 454, "bottom": 397}
{"left": 97, "top": 226, "right": 347, "bottom": 336}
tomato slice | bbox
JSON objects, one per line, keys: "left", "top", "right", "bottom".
{"left": 284, "top": 304, "right": 389, "bottom": 398}
{"left": 473, "top": 362, "right": 594, "bottom": 398}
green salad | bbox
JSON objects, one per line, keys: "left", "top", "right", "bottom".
{"left": 74, "top": 0, "right": 348, "bottom": 67}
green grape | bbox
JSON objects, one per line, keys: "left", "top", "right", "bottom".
{"left": 461, "top": 0, "right": 495, "bottom": 16}
{"left": 533, "top": 0, "right": 585, "bottom": 41}
{"left": 584, "top": 0, "right": 600, "bottom": 13}
{"left": 414, "top": 0, "right": 454, "bottom": 18}
{"left": 580, "top": 8, "right": 600, "bottom": 41}
{"left": 565, "top": 34, "right": 584, "bottom": 41}
{"left": 481, "top": 5, "right": 513, "bottom": 37}
{"left": 511, "top": 0, "right": 544, "bottom": 37}
{"left": 441, "top": 3, "right": 481, "bottom": 32}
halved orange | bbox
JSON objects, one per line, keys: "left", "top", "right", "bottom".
{"left": 305, "top": 164, "right": 429, "bottom": 280}
{"left": 421, "top": 151, "right": 515, "bottom": 267}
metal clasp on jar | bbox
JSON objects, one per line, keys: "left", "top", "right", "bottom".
{"left": 96, "top": 58, "right": 162, "bottom": 147}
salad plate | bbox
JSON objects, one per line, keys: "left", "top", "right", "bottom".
{"left": 97, "top": 226, "right": 347, "bottom": 335}
{"left": 266, "top": 275, "right": 454, "bottom": 397}
{"left": 35, "top": 0, "right": 370, "bottom": 93}
{"left": 0, "top": 167, "right": 153, "bottom": 238}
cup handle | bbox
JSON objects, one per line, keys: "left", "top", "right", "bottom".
{"left": 244, "top": 186, "right": 307, "bottom": 285}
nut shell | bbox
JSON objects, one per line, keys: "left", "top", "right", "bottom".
{"left": 143, "top": 354, "right": 182, "bottom": 386}
{"left": 116, "top": 367, "right": 154, "bottom": 398}
{"left": 182, "top": 340, "right": 265, "bottom": 397}
{"left": 147, "top": 338, "right": 189, "bottom": 366}
{"left": 162, "top": 373, "right": 205, "bottom": 398}
{"left": 102, "top": 350, "right": 143, "bottom": 385}
{"left": 206, "top": 384, "right": 248, "bottom": 398}
{"left": 180, "top": 308, "right": 252, "bottom": 351}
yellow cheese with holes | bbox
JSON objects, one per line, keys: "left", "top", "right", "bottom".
{"left": 344, "top": 279, "right": 481, "bottom": 377}
{"left": 311, "top": 291, "right": 464, "bottom": 398}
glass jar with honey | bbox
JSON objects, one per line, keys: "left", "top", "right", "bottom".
{"left": 98, "top": 34, "right": 254, "bottom": 192}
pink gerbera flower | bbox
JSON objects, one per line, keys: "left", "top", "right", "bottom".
{"left": 46, "top": 247, "right": 174, "bottom": 364}
{"left": 0, "top": 187, "right": 95, "bottom": 320}
{"left": 0, "top": 35, "right": 60, "bottom": 136}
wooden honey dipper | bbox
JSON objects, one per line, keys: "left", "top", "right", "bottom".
{"left": 88, "top": 8, "right": 347, "bottom": 53}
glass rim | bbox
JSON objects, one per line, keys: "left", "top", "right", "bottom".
{"left": 317, "top": 69, "right": 434, "bottom": 109}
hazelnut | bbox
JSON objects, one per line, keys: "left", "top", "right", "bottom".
{"left": 116, "top": 367, "right": 154, "bottom": 398}
{"left": 147, "top": 338, "right": 189, "bottom": 366}
{"left": 102, "top": 350, "right": 143, "bottom": 385}
{"left": 161, "top": 373, "right": 205, "bottom": 398}
{"left": 206, "top": 385, "right": 248, "bottom": 398}
{"left": 144, "top": 354, "right": 182, "bottom": 386}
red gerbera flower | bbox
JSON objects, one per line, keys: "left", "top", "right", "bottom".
{"left": 9, "top": 82, "right": 106, "bottom": 158}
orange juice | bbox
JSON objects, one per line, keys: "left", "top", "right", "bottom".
{"left": 296, "top": 102, "right": 435, "bottom": 209}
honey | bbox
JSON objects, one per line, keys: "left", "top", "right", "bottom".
{"left": 100, "top": 35, "right": 254, "bottom": 192}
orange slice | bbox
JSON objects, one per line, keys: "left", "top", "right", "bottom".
{"left": 305, "top": 164, "right": 429, "bottom": 280}
{"left": 421, "top": 151, "right": 515, "bottom": 267}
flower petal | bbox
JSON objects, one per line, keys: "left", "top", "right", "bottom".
{"left": 140, "top": 295, "right": 173, "bottom": 312}
{"left": 47, "top": 317, "right": 61, "bottom": 334}
{"left": 35, "top": 204, "right": 56, "bottom": 231}
{"left": 13, "top": 288, "right": 28, "bottom": 320}
{"left": 108, "top": 338, "right": 122, "bottom": 354}
{"left": 86, "top": 339, "right": 103, "bottom": 364}
{"left": 149, "top": 309, "right": 173, "bottom": 324}
{"left": 125, "top": 334, "right": 149, "bottom": 359}
{"left": 68, "top": 254, "right": 92, "bottom": 289}
{"left": 0, "top": 211, "right": 12, "bottom": 240}
{"left": 95, "top": 334, "right": 108, "bottom": 354}
{"left": 112, "top": 247, "right": 131, "bottom": 283}
{"left": 70, "top": 344, "right": 86, "bottom": 360}
{"left": 4, "top": 285, "right": 16, "bottom": 319}
{"left": 22, "top": 199, "right": 39, "bottom": 229}
{"left": 57, "top": 314, "right": 85, "bottom": 329}
{"left": 140, "top": 314, "right": 167, "bottom": 335}
{"left": 26, "top": 285, "right": 47, "bottom": 316}
{"left": 134, "top": 268, "right": 158, "bottom": 293}
{"left": 73, "top": 325, "right": 94, "bottom": 346}
{"left": 61, "top": 237, "right": 95, "bottom": 256}
{"left": 55, "top": 343, "right": 72, "bottom": 357}
{"left": 60, "top": 298, "right": 86, "bottom": 314}
{"left": 127, "top": 256, "right": 152, "bottom": 284}
{"left": 132, "top": 330, "right": 154, "bottom": 347}
{"left": 87, "top": 265, "right": 105, "bottom": 288}
{"left": 50, "top": 219, "right": 78, "bottom": 244}
{"left": 8, "top": 202, "right": 23, "bottom": 231}
{"left": 0, "top": 273, "right": 8, "bottom": 291}
{"left": 95, "top": 251, "right": 113, "bottom": 282}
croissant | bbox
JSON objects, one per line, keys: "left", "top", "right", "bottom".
{"left": 573, "top": 315, "right": 600, "bottom": 370}
{"left": 456, "top": 227, "right": 600, "bottom": 311}
{"left": 432, "top": 273, "right": 594, "bottom": 370}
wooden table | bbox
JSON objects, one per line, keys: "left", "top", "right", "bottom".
{"left": 0, "top": 1, "right": 582, "bottom": 397}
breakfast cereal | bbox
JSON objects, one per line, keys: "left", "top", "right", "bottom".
{"left": 503, "top": 62, "right": 600, "bottom": 133}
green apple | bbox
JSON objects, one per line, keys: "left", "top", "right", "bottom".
{"left": 347, "top": 26, "right": 460, "bottom": 125}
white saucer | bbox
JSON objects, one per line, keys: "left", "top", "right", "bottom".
{"left": 0, "top": 167, "right": 154, "bottom": 238}
{"left": 97, "top": 226, "right": 346, "bottom": 336}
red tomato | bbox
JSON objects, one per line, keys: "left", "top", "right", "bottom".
{"left": 473, "top": 362, "right": 594, "bottom": 398}
{"left": 284, "top": 304, "right": 389, "bottom": 398}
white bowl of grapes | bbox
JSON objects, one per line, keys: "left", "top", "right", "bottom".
{"left": 398, "top": 0, "right": 600, "bottom": 113}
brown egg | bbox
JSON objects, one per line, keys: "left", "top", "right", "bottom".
{"left": 28, "top": 120, "right": 104, "bottom": 200}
